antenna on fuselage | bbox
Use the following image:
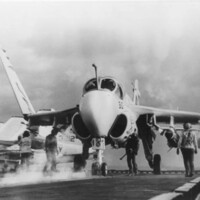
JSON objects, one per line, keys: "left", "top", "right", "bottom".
{"left": 92, "top": 64, "right": 99, "bottom": 89}
{"left": 131, "top": 80, "right": 141, "bottom": 105}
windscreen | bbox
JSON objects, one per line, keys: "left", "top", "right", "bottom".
{"left": 84, "top": 79, "right": 97, "bottom": 93}
{"left": 101, "top": 78, "right": 116, "bottom": 91}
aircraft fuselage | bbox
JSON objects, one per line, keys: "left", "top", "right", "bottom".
{"left": 72, "top": 76, "right": 139, "bottom": 146}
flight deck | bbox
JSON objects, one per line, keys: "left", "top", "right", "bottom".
{"left": 0, "top": 171, "right": 199, "bottom": 200}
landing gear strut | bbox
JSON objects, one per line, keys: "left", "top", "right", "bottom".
{"left": 91, "top": 138, "right": 107, "bottom": 176}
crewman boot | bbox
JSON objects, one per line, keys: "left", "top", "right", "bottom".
{"left": 188, "top": 173, "right": 193, "bottom": 177}
{"left": 128, "top": 169, "right": 133, "bottom": 176}
{"left": 134, "top": 170, "right": 138, "bottom": 176}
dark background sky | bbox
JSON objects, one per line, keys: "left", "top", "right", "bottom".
{"left": 1, "top": 2, "right": 200, "bottom": 122}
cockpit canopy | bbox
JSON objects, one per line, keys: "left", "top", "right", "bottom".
{"left": 83, "top": 77, "right": 124, "bottom": 99}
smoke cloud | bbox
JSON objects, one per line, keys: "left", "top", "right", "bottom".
{"left": 1, "top": 2, "right": 200, "bottom": 121}
{"left": 0, "top": 154, "right": 87, "bottom": 188}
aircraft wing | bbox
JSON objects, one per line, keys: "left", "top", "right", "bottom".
{"left": 133, "top": 105, "right": 200, "bottom": 124}
{"left": 28, "top": 107, "right": 78, "bottom": 126}
{"left": 132, "top": 104, "right": 200, "bottom": 168}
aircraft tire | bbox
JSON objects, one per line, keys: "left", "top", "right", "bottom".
{"left": 101, "top": 162, "right": 108, "bottom": 176}
{"left": 91, "top": 162, "right": 100, "bottom": 175}
{"left": 153, "top": 154, "right": 161, "bottom": 175}
{"left": 73, "top": 155, "right": 86, "bottom": 172}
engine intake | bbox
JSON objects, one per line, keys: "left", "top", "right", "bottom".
{"left": 72, "top": 113, "right": 91, "bottom": 140}
{"left": 109, "top": 113, "right": 135, "bottom": 144}
{"left": 109, "top": 114, "right": 127, "bottom": 138}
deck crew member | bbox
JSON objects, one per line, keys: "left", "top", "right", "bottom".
{"left": 18, "top": 130, "right": 32, "bottom": 168}
{"left": 43, "top": 127, "right": 59, "bottom": 173}
{"left": 177, "top": 123, "right": 198, "bottom": 177}
{"left": 125, "top": 133, "right": 139, "bottom": 176}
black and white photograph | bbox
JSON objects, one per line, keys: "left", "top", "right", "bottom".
{"left": 0, "top": 1, "right": 200, "bottom": 199}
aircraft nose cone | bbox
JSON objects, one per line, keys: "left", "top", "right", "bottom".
{"left": 80, "top": 91, "right": 118, "bottom": 137}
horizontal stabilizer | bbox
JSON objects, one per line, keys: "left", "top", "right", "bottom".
{"left": 0, "top": 117, "right": 27, "bottom": 145}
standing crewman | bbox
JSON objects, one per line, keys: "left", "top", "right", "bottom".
{"left": 177, "top": 123, "right": 198, "bottom": 177}
{"left": 125, "top": 133, "right": 140, "bottom": 176}
{"left": 18, "top": 130, "right": 32, "bottom": 169}
{"left": 43, "top": 127, "right": 59, "bottom": 173}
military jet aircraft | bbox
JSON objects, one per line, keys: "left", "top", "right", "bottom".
{"left": 1, "top": 47, "right": 200, "bottom": 176}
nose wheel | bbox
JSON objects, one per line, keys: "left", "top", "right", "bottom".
{"left": 91, "top": 138, "right": 107, "bottom": 176}
{"left": 91, "top": 162, "right": 100, "bottom": 175}
{"left": 91, "top": 161, "right": 108, "bottom": 176}
{"left": 101, "top": 162, "right": 108, "bottom": 176}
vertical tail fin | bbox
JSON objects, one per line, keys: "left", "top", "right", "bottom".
{"left": 132, "top": 80, "right": 141, "bottom": 105}
{"left": 0, "top": 47, "right": 35, "bottom": 117}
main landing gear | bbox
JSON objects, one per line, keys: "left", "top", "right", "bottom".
{"left": 153, "top": 154, "right": 161, "bottom": 175}
{"left": 73, "top": 154, "right": 87, "bottom": 172}
{"left": 91, "top": 138, "right": 108, "bottom": 176}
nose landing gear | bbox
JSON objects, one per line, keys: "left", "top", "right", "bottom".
{"left": 91, "top": 138, "right": 108, "bottom": 176}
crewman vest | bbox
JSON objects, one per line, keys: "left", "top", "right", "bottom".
{"left": 181, "top": 130, "right": 195, "bottom": 150}
{"left": 45, "top": 135, "right": 57, "bottom": 153}
{"left": 20, "top": 137, "right": 32, "bottom": 153}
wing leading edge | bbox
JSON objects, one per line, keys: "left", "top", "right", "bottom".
{"left": 133, "top": 105, "right": 200, "bottom": 124}
{"left": 28, "top": 107, "right": 78, "bottom": 127}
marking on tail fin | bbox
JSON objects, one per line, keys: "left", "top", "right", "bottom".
{"left": 15, "top": 82, "right": 35, "bottom": 114}
{"left": 8, "top": 65, "right": 14, "bottom": 70}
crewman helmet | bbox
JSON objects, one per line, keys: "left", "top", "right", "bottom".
{"left": 183, "top": 123, "right": 192, "bottom": 130}
{"left": 23, "top": 130, "right": 30, "bottom": 138}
